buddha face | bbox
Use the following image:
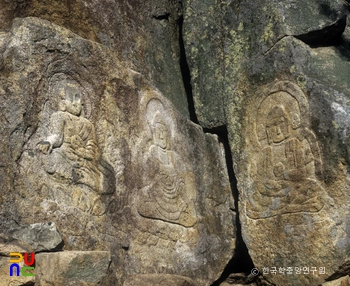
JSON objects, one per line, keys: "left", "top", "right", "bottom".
{"left": 58, "top": 84, "right": 82, "bottom": 116}
{"left": 266, "top": 106, "right": 290, "bottom": 144}
{"left": 154, "top": 122, "right": 168, "bottom": 149}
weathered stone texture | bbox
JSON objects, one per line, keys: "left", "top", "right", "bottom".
{"left": 113, "top": 89, "right": 235, "bottom": 285}
{"left": 232, "top": 35, "right": 350, "bottom": 286}
{"left": 10, "top": 222, "right": 63, "bottom": 252}
{"left": 323, "top": 276, "right": 350, "bottom": 286}
{"left": 0, "top": 0, "right": 189, "bottom": 117}
{"left": 123, "top": 274, "right": 198, "bottom": 286}
{"left": 0, "top": 234, "right": 33, "bottom": 255}
{"left": 35, "top": 251, "right": 111, "bottom": 286}
{"left": 219, "top": 272, "right": 257, "bottom": 286}
{"left": 0, "top": 15, "right": 235, "bottom": 286}
{"left": 183, "top": 0, "right": 348, "bottom": 127}
{"left": 1, "top": 0, "right": 349, "bottom": 285}
{"left": 183, "top": 0, "right": 350, "bottom": 285}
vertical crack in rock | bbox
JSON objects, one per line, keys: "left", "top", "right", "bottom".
{"left": 178, "top": 15, "right": 199, "bottom": 124}
{"left": 203, "top": 126, "right": 255, "bottom": 286}
{"left": 178, "top": 2, "right": 255, "bottom": 276}
{"left": 176, "top": 8, "right": 253, "bottom": 282}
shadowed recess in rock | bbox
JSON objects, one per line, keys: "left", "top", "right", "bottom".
{"left": 203, "top": 125, "right": 255, "bottom": 286}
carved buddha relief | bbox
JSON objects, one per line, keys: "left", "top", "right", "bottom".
{"left": 137, "top": 99, "right": 197, "bottom": 227}
{"left": 38, "top": 79, "right": 101, "bottom": 191}
{"left": 247, "top": 82, "right": 324, "bottom": 219}
{"left": 35, "top": 75, "right": 116, "bottom": 216}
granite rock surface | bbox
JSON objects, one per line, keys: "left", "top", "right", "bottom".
{"left": 0, "top": 15, "right": 235, "bottom": 286}
{"left": 1, "top": 0, "right": 350, "bottom": 285}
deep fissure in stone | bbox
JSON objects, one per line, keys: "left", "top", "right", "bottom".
{"left": 203, "top": 126, "right": 255, "bottom": 286}
{"left": 295, "top": 16, "right": 346, "bottom": 47}
{"left": 178, "top": 15, "right": 199, "bottom": 124}
{"left": 177, "top": 9, "right": 256, "bottom": 278}
{"left": 177, "top": 12, "right": 252, "bottom": 283}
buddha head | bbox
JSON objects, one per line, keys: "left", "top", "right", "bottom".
{"left": 151, "top": 112, "right": 169, "bottom": 149}
{"left": 57, "top": 82, "right": 83, "bottom": 116}
{"left": 266, "top": 105, "right": 290, "bottom": 144}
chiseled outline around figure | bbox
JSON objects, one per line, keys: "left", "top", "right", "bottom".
{"left": 38, "top": 80, "right": 101, "bottom": 191}
{"left": 247, "top": 81, "right": 324, "bottom": 219}
{"left": 36, "top": 78, "right": 113, "bottom": 216}
{"left": 137, "top": 99, "right": 197, "bottom": 227}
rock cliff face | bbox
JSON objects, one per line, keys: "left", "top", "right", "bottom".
{"left": 0, "top": 1, "right": 350, "bottom": 286}
{"left": 183, "top": 0, "right": 350, "bottom": 285}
